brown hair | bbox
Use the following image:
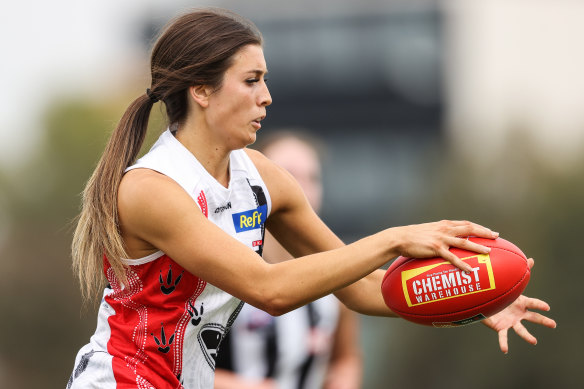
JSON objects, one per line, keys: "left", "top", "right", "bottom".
{"left": 72, "top": 8, "right": 263, "bottom": 303}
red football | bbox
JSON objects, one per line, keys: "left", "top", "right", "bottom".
{"left": 381, "top": 237, "right": 530, "bottom": 327}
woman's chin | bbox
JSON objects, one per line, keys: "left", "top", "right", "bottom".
{"left": 245, "top": 132, "right": 257, "bottom": 147}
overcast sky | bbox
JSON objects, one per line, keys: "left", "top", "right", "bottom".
{"left": 0, "top": 0, "right": 181, "bottom": 165}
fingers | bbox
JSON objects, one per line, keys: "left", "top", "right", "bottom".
{"left": 441, "top": 235, "right": 489, "bottom": 271}
{"left": 440, "top": 221, "right": 497, "bottom": 261}
{"left": 439, "top": 248, "right": 473, "bottom": 272}
{"left": 523, "top": 311, "right": 557, "bottom": 329}
{"left": 499, "top": 322, "right": 539, "bottom": 355}
{"left": 400, "top": 220, "right": 498, "bottom": 269}
{"left": 527, "top": 257, "right": 535, "bottom": 269}
{"left": 513, "top": 322, "right": 537, "bottom": 345}
{"left": 523, "top": 296, "right": 551, "bottom": 312}
{"left": 495, "top": 297, "right": 556, "bottom": 354}
{"left": 521, "top": 295, "right": 557, "bottom": 329}
{"left": 447, "top": 220, "right": 499, "bottom": 240}
{"left": 498, "top": 320, "right": 548, "bottom": 354}
{"left": 448, "top": 236, "right": 491, "bottom": 255}
{"left": 498, "top": 328, "right": 509, "bottom": 354}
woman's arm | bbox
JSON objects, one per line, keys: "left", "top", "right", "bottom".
{"left": 250, "top": 150, "right": 557, "bottom": 353}
{"left": 118, "top": 150, "right": 554, "bottom": 351}
{"left": 118, "top": 162, "right": 494, "bottom": 317}
{"left": 249, "top": 149, "right": 497, "bottom": 315}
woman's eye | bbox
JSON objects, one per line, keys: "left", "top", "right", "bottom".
{"left": 246, "top": 78, "right": 268, "bottom": 84}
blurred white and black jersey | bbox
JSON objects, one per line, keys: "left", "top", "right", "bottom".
{"left": 216, "top": 295, "right": 340, "bottom": 389}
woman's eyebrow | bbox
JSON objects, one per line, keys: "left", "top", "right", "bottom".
{"left": 245, "top": 69, "right": 269, "bottom": 76}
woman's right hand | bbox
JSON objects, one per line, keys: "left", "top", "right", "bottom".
{"left": 391, "top": 220, "right": 500, "bottom": 272}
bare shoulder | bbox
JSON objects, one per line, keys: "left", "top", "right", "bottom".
{"left": 244, "top": 148, "right": 295, "bottom": 187}
{"left": 244, "top": 148, "right": 277, "bottom": 176}
{"left": 120, "top": 167, "right": 169, "bottom": 187}
{"left": 119, "top": 168, "right": 186, "bottom": 205}
{"left": 118, "top": 168, "right": 197, "bottom": 240}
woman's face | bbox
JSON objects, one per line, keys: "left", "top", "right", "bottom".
{"left": 205, "top": 44, "right": 272, "bottom": 149}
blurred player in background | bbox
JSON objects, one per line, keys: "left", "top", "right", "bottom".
{"left": 215, "top": 132, "right": 362, "bottom": 389}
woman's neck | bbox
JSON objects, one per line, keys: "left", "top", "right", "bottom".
{"left": 174, "top": 124, "right": 231, "bottom": 188}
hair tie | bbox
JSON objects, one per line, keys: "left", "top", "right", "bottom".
{"left": 146, "top": 88, "right": 159, "bottom": 103}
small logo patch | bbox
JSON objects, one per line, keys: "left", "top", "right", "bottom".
{"left": 197, "top": 191, "right": 208, "bottom": 218}
{"left": 214, "top": 202, "right": 232, "bottom": 214}
{"left": 198, "top": 323, "right": 226, "bottom": 370}
{"left": 433, "top": 313, "right": 487, "bottom": 328}
{"left": 232, "top": 205, "right": 267, "bottom": 233}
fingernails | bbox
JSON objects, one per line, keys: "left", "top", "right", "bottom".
{"left": 492, "top": 231, "right": 499, "bottom": 238}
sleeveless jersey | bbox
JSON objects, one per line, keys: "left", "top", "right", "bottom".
{"left": 68, "top": 129, "right": 271, "bottom": 389}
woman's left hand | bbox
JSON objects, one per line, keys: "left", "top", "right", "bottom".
{"left": 482, "top": 258, "right": 557, "bottom": 353}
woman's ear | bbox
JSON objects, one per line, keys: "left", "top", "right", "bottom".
{"left": 189, "top": 85, "right": 213, "bottom": 108}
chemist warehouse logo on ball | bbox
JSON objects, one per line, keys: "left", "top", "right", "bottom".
{"left": 232, "top": 205, "right": 267, "bottom": 233}
{"left": 402, "top": 254, "right": 496, "bottom": 307}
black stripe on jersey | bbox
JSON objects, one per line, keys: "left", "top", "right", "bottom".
{"left": 246, "top": 179, "right": 267, "bottom": 257}
{"left": 215, "top": 301, "right": 245, "bottom": 372}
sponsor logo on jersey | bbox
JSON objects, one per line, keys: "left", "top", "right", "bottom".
{"left": 214, "top": 202, "right": 232, "bottom": 214}
{"left": 232, "top": 205, "right": 267, "bottom": 233}
{"left": 401, "top": 254, "right": 496, "bottom": 307}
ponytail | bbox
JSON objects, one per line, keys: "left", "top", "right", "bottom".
{"left": 72, "top": 93, "right": 154, "bottom": 303}
{"left": 71, "top": 8, "right": 263, "bottom": 304}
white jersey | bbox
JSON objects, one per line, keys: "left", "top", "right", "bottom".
{"left": 68, "top": 129, "right": 271, "bottom": 389}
